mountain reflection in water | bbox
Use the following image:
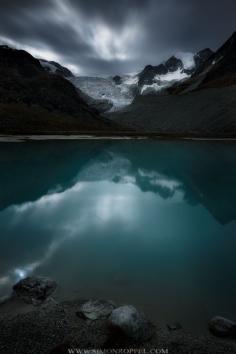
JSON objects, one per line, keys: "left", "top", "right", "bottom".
{"left": 0, "top": 140, "right": 236, "bottom": 333}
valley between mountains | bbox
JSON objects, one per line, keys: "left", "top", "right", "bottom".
{"left": 0, "top": 31, "right": 236, "bottom": 137}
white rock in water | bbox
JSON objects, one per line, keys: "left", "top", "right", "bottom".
{"left": 209, "top": 316, "right": 236, "bottom": 337}
{"left": 78, "top": 300, "right": 116, "bottom": 320}
{"left": 109, "top": 305, "right": 154, "bottom": 341}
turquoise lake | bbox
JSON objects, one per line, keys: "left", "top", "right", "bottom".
{"left": 0, "top": 140, "right": 236, "bottom": 334}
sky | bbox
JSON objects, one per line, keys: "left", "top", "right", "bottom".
{"left": 0, "top": 0, "right": 235, "bottom": 76}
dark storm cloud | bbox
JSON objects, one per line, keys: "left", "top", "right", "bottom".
{"left": 0, "top": 0, "right": 235, "bottom": 75}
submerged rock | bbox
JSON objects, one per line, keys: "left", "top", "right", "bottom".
{"left": 109, "top": 305, "right": 155, "bottom": 341}
{"left": 167, "top": 322, "right": 182, "bottom": 331}
{"left": 209, "top": 316, "right": 236, "bottom": 337}
{"left": 13, "top": 277, "right": 57, "bottom": 305}
{"left": 77, "top": 300, "right": 116, "bottom": 320}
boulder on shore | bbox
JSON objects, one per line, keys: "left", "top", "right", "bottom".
{"left": 13, "top": 277, "right": 57, "bottom": 305}
{"left": 77, "top": 299, "right": 116, "bottom": 320}
{"left": 109, "top": 305, "right": 155, "bottom": 341}
{"left": 209, "top": 316, "right": 236, "bottom": 337}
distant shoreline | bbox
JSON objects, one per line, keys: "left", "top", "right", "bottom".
{"left": 1, "top": 133, "right": 236, "bottom": 142}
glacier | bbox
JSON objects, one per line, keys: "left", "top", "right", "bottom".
{"left": 70, "top": 75, "right": 138, "bottom": 111}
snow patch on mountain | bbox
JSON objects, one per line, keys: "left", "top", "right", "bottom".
{"left": 155, "top": 69, "right": 190, "bottom": 82}
{"left": 122, "top": 75, "right": 139, "bottom": 86}
{"left": 40, "top": 60, "right": 57, "bottom": 73}
{"left": 141, "top": 68, "right": 190, "bottom": 94}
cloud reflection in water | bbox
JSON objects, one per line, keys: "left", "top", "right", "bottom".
{"left": 0, "top": 156, "right": 183, "bottom": 297}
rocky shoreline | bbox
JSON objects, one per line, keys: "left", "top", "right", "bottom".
{"left": 2, "top": 134, "right": 236, "bottom": 143}
{"left": 0, "top": 277, "right": 236, "bottom": 354}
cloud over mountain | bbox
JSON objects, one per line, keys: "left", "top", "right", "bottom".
{"left": 0, "top": 0, "right": 235, "bottom": 75}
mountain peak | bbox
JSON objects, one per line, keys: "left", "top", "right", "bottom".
{"left": 0, "top": 45, "right": 44, "bottom": 77}
{"left": 144, "top": 64, "right": 154, "bottom": 70}
{"left": 138, "top": 55, "right": 187, "bottom": 88}
{"left": 165, "top": 56, "right": 183, "bottom": 72}
{"left": 113, "top": 75, "right": 122, "bottom": 85}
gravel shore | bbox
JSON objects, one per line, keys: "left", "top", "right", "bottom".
{"left": 0, "top": 296, "right": 236, "bottom": 354}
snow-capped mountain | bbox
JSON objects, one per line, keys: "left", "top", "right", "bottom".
{"left": 68, "top": 49, "right": 214, "bottom": 111}
{"left": 138, "top": 49, "right": 213, "bottom": 95}
{"left": 38, "top": 48, "right": 214, "bottom": 112}
{"left": 69, "top": 56, "right": 193, "bottom": 111}
{"left": 0, "top": 31, "right": 235, "bottom": 136}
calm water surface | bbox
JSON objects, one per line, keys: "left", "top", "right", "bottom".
{"left": 0, "top": 140, "right": 236, "bottom": 334}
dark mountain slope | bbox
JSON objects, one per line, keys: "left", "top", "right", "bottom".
{"left": 0, "top": 46, "right": 118, "bottom": 134}
{"left": 199, "top": 31, "right": 236, "bottom": 88}
{"left": 109, "top": 86, "right": 236, "bottom": 137}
